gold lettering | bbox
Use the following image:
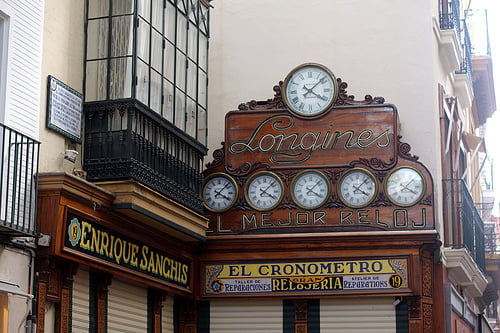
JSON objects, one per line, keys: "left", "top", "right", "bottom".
{"left": 340, "top": 211, "right": 353, "bottom": 224}
{"left": 130, "top": 244, "right": 139, "bottom": 267}
{"left": 394, "top": 209, "right": 408, "bottom": 228}
{"left": 100, "top": 231, "right": 109, "bottom": 255}
{"left": 90, "top": 228, "right": 100, "bottom": 253}
{"left": 357, "top": 210, "right": 370, "bottom": 224}
{"left": 261, "top": 213, "right": 273, "bottom": 227}
{"left": 113, "top": 238, "right": 123, "bottom": 264}
{"left": 313, "top": 211, "right": 327, "bottom": 224}
{"left": 80, "top": 221, "right": 91, "bottom": 250}
{"left": 139, "top": 245, "right": 149, "bottom": 270}
{"left": 242, "top": 213, "right": 257, "bottom": 230}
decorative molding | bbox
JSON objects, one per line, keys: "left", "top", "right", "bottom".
{"left": 423, "top": 302, "right": 433, "bottom": 333}
{"left": 237, "top": 79, "right": 385, "bottom": 111}
{"left": 422, "top": 257, "right": 433, "bottom": 298}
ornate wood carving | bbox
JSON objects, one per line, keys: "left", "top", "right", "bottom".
{"left": 422, "top": 257, "right": 433, "bottom": 298}
{"left": 294, "top": 300, "right": 308, "bottom": 333}
{"left": 237, "top": 79, "right": 385, "bottom": 111}
{"left": 407, "top": 296, "right": 421, "bottom": 319}
{"left": 178, "top": 300, "right": 197, "bottom": 333}
{"left": 423, "top": 302, "right": 433, "bottom": 333}
{"left": 96, "top": 273, "right": 112, "bottom": 333}
{"left": 37, "top": 282, "right": 47, "bottom": 333}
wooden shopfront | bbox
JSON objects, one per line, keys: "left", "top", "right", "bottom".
{"left": 198, "top": 64, "right": 440, "bottom": 332}
{"left": 36, "top": 172, "right": 207, "bottom": 333}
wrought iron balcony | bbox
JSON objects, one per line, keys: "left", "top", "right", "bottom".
{"left": 0, "top": 123, "right": 40, "bottom": 237}
{"left": 443, "top": 179, "right": 486, "bottom": 272}
{"left": 83, "top": 99, "right": 207, "bottom": 213}
{"left": 457, "top": 20, "right": 473, "bottom": 82}
{"left": 440, "top": 0, "right": 461, "bottom": 36}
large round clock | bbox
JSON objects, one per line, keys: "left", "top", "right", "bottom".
{"left": 385, "top": 167, "right": 425, "bottom": 207}
{"left": 282, "top": 63, "right": 338, "bottom": 117}
{"left": 245, "top": 171, "right": 284, "bottom": 211}
{"left": 338, "top": 168, "right": 378, "bottom": 208}
{"left": 291, "top": 170, "right": 330, "bottom": 209}
{"left": 202, "top": 173, "right": 238, "bottom": 212}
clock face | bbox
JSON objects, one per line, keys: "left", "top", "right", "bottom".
{"left": 338, "top": 168, "right": 378, "bottom": 208}
{"left": 283, "top": 63, "right": 337, "bottom": 117}
{"left": 385, "top": 167, "right": 425, "bottom": 207}
{"left": 291, "top": 170, "right": 330, "bottom": 209}
{"left": 245, "top": 172, "right": 284, "bottom": 211}
{"left": 202, "top": 173, "right": 238, "bottom": 212}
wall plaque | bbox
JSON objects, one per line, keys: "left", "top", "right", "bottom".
{"left": 46, "top": 75, "right": 83, "bottom": 142}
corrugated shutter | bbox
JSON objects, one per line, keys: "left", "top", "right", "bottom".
{"left": 210, "top": 299, "right": 282, "bottom": 332}
{"left": 321, "top": 297, "right": 396, "bottom": 332}
{"left": 71, "top": 269, "right": 89, "bottom": 332}
{"left": 162, "top": 296, "right": 174, "bottom": 333}
{"left": 108, "top": 279, "right": 148, "bottom": 332}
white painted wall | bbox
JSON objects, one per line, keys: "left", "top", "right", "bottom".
{"left": 207, "top": 0, "right": 458, "bottom": 234}
{"left": 0, "top": 0, "right": 44, "bottom": 139}
{"left": 39, "top": 0, "right": 85, "bottom": 173}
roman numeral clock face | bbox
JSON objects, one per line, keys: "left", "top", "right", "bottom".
{"left": 283, "top": 63, "right": 338, "bottom": 117}
{"left": 202, "top": 174, "right": 238, "bottom": 212}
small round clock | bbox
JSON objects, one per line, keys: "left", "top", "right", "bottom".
{"left": 338, "top": 168, "right": 378, "bottom": 208}
{"left": 291, "top": 170, "right": 330, "bottom": 209}
{"left": 245, "top": 171, "right": 284, "bottom": 211}
{"left": 282, "top": 63, "right": 338, "bottom": 117}
{"left": 385, "top": 167, "right": 425, "bottom": 207}
{"left": 202, "top": 173, "right": 238, "bottom": 212}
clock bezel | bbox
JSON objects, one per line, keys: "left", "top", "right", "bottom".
{"left": 337, "top": 168, "right": 379, "bottom": 209}
{"left": 290, "top": 169, "right": 331, "bottom": 210}
{"left": 282, "top": 63, "right": 339, "bottom": 117}
{"left": 202, "top": 172, "right": 239, "bottom": 213}
{"left": 384, "top": 166, "right": 426, "bottom": 207}
{"left": 244, "top": 171, "right": 285, "bottom": 211}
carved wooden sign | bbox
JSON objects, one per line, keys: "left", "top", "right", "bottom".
{"left": 226, "top": 106, "right": 397, "bottom": 170}
{"left": 203, "top": 73, "right": 435, "bottom": 235}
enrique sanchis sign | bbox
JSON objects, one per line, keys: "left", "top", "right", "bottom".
{"left": 64, "top": 211, "right": 190, "bottom": 289}
{"left": 225, "top": 106, "right": 397, "bottom": 169}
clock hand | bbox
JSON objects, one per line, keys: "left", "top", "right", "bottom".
{"left": 400, "top": 183, "right": 418, "bottom": 194}
{"left": 213, "top": 182, "right": 231, "bottom": 197}
{"left": 352, "top": 184, "right": 369, "bottom": 196}
{"left": 259, "top": 188, "right": 277, "bottom": 199}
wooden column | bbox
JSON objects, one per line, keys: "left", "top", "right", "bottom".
{"left": 294, "top": 300, "right": 309, "bottom": 333}
{"left": 178, "top": 300, "right": 197, "bottom": 333}
{"left": 94, "top": 273, "right": 112, "bottom": 333}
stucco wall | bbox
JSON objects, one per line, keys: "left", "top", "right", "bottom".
{"left": 39, "top": 0, "right": 85, "bottom": 173}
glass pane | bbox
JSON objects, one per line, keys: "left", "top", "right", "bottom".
{"left": 163, "top": 79, "right": 174, "bottom": 122}
{"left": 112, "top": 0, "right": 133, "bottom": 15}
{"left": 151, "top": 30, "right": 162, "bottom": 71}
{"left": 198, "top": 70, "right": 207, "bottom": 108}
{"left": 110, "top": 57, "right": 133, "bottom": 99}
{"left": 137, "top": 18, "right": 150, "bottom": 62}
{"left": 85, "top": 60, "right": 108, "bottom": 101}
{"left": 176, "top": 50, "right": 186, "bottom": 90}
{"left": 177, "top": 0, "right": 187, "bottom": 14}
{"left": 87, "top": 19, "right": 108, "bottom": 60}
{"left": 175, "top": 88, "right": 185, "bottom": 129}
{"left": 111, "top": 15, "right": 133, "bottom": 57}
{"left": 197, "top": 106, "right": 206, "bottom": 144}
{"left": 200, "top": 3, "right": 208, "bottom": 34}
{"left": 186, "top": 60, "right": 196, "bottom": 98}
{"left": 150, "top": 70, "right": 162, "bottom": 113}
{"left": 152, "top": 0, "right": 163, "bottom": 30}
{"left": 186, "top": 97, "right": 196, "bottom": 137}
{"left": 88, "top": 0, "right": 109, "bottom": 18}
{"left": 199, "top": 33, "right": 207, "bottom": 70}
{"left": 187, "top": 23, "right": 197, "bottom": 60}
{"left": 165, "top": 1, "right": 176, "bottom": 42}
{"left": 138, "top": 0, "right": 151, "bottom": 20}
{"left": 177, "top": 14, "right": 187, "bottom": 52}
{"left": 136, "top": 59, "right": 149, "bottom": 105}
{"left": 164, "top": 40, "right": 175, "bottom": 81}
{"left": 188, "top": 0, "right": 197, "bottom": 23}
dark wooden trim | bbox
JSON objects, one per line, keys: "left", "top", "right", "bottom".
{"left": 307, "top": 299, "right": 320, "bottom": 333}
{"left": 283, "top": 300, "right": 295, "bottom": 333}
{"left": 196, "top": 301, "right": 209, "bottom": 333}
{"left": 294, "top": 300, "right": 308, "bottom": 333}
{"left": 396, "top": 298, "right": 409, "bottom": 332}
{"left": 90, "top": 272, "right": 112, "bottom": 333}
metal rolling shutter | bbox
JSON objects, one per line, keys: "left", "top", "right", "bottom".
{"left": 210, "top": 299, "right": 283, "bottom": 332}
{"left": 108, "top": 279, "right": 148, "bottom": 332}
{"left": 321, "top": 297, "right": 396, "bottom": 332}
{"left": 161, "top": 296, "right": 174, "bottom": 333}
{"left": 71, "top": 269, "right": 90, "bottom": 332}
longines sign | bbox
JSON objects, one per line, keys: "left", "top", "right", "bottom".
{"left": 204, "top": 258, "right": 409, "bottom": 296}
{"left": 225, "top": 106, "right": 397, "bottom": 169}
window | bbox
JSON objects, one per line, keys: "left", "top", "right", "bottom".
{"left": 85, "top": 0, "right": 209, "bottom": 145}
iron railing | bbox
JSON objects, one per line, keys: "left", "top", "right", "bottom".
{"left": 0, "top": 123, "right": 40, "bottom": 237}
{"left": 458, "top": 20, "right": 473, "bottom": 82}
{"left": 443, "top": 179, "right": 485, "bottom": 272}
{"left": 84, "top": 99, "right": 207, "bottom": 213}
{"left": 439, "top": 0, "right": 461, "bottom": 37}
